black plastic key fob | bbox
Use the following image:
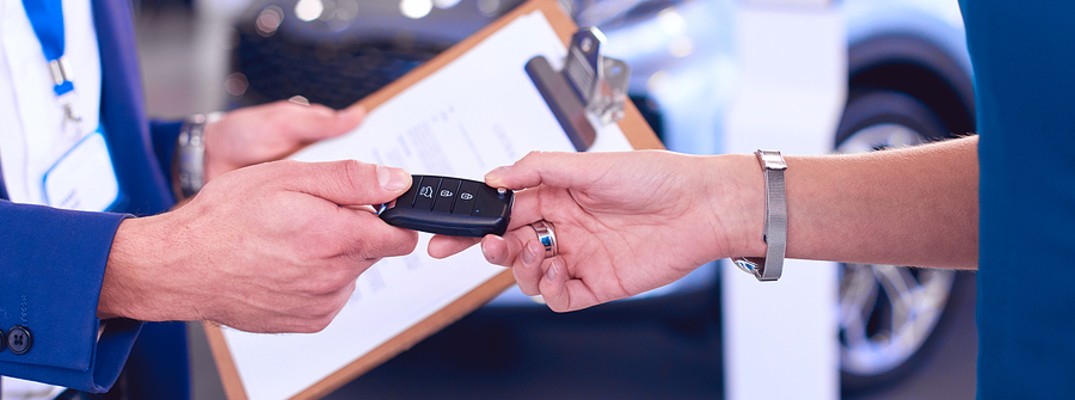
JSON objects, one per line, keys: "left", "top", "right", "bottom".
{"left": 379, "top": 175, "right": 514, "bottom": 237}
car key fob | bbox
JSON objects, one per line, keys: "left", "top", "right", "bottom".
{"left": 379, "top": 175, "right": 514, "bottom": 237}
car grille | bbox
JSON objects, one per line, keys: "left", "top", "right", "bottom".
{"left": 230, "top": 28, "right": 451, "bottom": 109}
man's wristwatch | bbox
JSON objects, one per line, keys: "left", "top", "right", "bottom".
{"left": 733, "top": 149, "right": 788, "bottom": 282}
{"left": 173, "top": 113, "right": 217, "bottom": 200}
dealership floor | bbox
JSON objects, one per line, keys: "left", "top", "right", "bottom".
{"left": 136, "top": 7, "right": 979, "bottom": 399}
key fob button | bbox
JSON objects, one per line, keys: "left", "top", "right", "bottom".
{"left": 472, "top": 185, "right": 510, "bottom": 218}
{"left": 454, "top": 181, "right": 480, "bottom": 215}
{"left": 433, "top": 179, "right": 460, "bottom": 213}
{"left": 413, "top": 177, "right": 438, "bottom": 211}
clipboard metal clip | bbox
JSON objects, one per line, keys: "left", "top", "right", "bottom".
{"left": 526, "top": 27, "right": 630, "bottom": 151}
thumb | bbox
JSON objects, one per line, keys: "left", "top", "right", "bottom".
{"left": 287, "top": 102, "right": 367, "bottom": 142}
{"left": 484, "top": 151, "right": 603, "bottom": 191}
{"left": 331, "top": 102, "right": 368, "bottom": 136}
{"left": 278, "top": 160, "right": 411, "bottom": 206}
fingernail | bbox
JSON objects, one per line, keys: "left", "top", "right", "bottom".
{"left": 287, "top": 95, "right": 310, "bottom": 106}
{"left": 521, "top": 243, "right": 536, "bottom": 265}
{"left": 346, "top": 104, "right": 367, "bottom": 119}
{"left": 377, "top": 165, "right": 410, "bottom": 191}
{"left": 480, "top": 240, "right": 492, "bottom": 261}
{"left": 485, "top": 166, "right": 511, "bottom": 185}
{"left": 546, "top": 263, "right": 558, "bottom": 280}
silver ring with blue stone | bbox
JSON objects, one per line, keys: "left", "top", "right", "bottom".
{"left": 531, "top": 220, "right": 558, "bottom": 258}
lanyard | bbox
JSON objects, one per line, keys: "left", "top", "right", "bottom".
{"left": 0, "top": 156, "right": 8, "bottom": 200}
{"left": 21, "top": 0, "right": 81, "bottom": 124}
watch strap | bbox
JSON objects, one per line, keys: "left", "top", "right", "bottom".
{"left": 734, "top": 149, "right": 787, "bottom": 281}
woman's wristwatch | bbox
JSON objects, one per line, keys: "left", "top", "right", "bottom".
{"left": 733, "top": 149, "right": 788, "bottom": 282}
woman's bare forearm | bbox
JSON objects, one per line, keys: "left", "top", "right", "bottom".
{"left": 737, "top": 135, "right": 980, "bottom": 269}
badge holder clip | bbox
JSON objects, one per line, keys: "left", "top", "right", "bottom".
{"left": 526, "top": 27, "right": 630, "bottom": 152}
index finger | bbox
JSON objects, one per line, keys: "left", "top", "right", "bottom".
{"left": 427, "top": 235, "right": 480, "bottom": 259}
{"left": 504, "top": 188, "right": 545, "bottom": 232}
{"left": 337, "top": 208, "right": 419, "bottom": 260}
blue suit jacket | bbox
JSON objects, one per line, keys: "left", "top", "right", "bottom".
{"left": 0, "top": 2, "right": 189, "bottom": 396}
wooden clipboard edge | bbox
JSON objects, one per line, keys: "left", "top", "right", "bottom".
{"left": 207, "top": 0, "right": 665, "bottom": 398}
{"left": 204, "top": 322, "right": 250, "bottom": 400}
{"left": 298, "top": 271, "right": 516, "bottom": 399}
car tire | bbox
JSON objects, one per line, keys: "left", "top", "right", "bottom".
{"left": 834, "top": 90, "right": 963, "bottom": 393}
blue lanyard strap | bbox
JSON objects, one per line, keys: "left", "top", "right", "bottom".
{"left": 21, "top": 0, "right": 74, "bottom": 97}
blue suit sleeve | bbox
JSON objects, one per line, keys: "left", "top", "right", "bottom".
{"left": 0, "top": 201, "right": 142, "bottom": 393}
{"left": 149, "top": 120, "right": 183, "bottom": 183}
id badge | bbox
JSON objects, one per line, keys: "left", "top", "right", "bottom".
{"left": 41, "top": 128, "right": 120, "bottom": 212}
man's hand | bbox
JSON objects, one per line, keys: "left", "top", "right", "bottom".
{"left": 428, "top": 151, "right": 761, "bottom": 312}
{"left": 100, "top": 160, "right": 418, "bottom": 333}
{"left": 202, "top": 100, "right": 366, "bottom": 181}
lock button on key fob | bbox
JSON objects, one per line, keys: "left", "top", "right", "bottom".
{"left": 379, "top": 175, "right": 513, "bottom": 237}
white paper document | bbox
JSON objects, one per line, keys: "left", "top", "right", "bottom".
{"left": 220, "top": 11, "right": 633, "bottom": 400}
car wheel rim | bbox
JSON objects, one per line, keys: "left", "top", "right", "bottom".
{"left": 836, "top": 122, "right": 958, "bottom": 377}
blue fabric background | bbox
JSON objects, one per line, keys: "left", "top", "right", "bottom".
{"left": 961, "top": 1, "right": 1075, "bottom": 397}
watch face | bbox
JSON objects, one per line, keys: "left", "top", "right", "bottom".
{"left": 757, "top": 149, "right": 788, "bottom": 170}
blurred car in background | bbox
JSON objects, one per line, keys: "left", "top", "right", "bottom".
{"left": 220, "top": 0, "right": 975, "bottom": 394}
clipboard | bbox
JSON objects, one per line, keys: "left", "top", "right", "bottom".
{"left": 205, "top": 1, "right": 663, "bottom": 399}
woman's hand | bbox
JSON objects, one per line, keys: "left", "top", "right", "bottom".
{"left": 428, "top": 151, "right": 762, "bottom": 312}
